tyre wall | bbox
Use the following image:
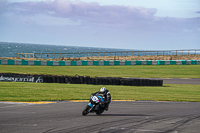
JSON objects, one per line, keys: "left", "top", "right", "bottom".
{"left": 0, "top": 73, "right": 163, "bottom": 86}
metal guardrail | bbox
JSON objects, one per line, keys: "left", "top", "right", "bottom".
{"left": 18, "top": 49, "right": 200, "bottom": 59}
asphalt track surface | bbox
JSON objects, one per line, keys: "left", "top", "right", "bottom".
{"left": 1, "top": 101, "right": 200, "bottom": 133}
{"left": 161, "top": 78, "right": 200, "bottom": 84}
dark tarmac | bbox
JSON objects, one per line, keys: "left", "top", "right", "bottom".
{"left": 162, "top": 78, "right": 200, "bottom": 84}
{"left": 1, "top": 101, "right": 200, "bottom": 133}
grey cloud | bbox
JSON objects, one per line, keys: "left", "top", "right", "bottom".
{"left": 0, "top": 0, "right": 8, "bottom": 14}
{"left": 2, "top": 0, "right": 200, "bottom": 31}
{"left": 5, "top": 0, "right": 156, "bottom": 26}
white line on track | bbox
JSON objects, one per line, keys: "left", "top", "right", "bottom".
{"left": 110, "top": 127, "right": 178, "bottom": 133}
{"left": 0, "top": 124, "right": 37, "bottom": 126}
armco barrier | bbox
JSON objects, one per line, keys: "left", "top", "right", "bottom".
{"left": 0, "top": 59, "right": 199, "bottom": 66}
{"left": 0, "top": 73, "right": 163, "bottom": 86}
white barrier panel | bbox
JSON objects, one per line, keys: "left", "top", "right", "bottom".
{"left": 41, "top": 61, "right": 47, "bottom": 66}
{"left": 152, "top": 61, "right": 158, "bottom": 65}
{"left": 176, "top": 61, "right": 182, "bottom": 65}
{"left": 109, "top": 61, "right": 114, "bottom": 66}
{"left": 120, "top": 61, "right": 125, "bottom": 65}
{"left": 99, "top": 61, "right": 104, "bottom": 66}
{"left": 28, "top": 60, "right": 34, "bottom": 65}
{"left": 141, "top": 60, "right": 147, "bottom": 65}
{"left": 186, "top": 61, "right": 191, "bottom": 65}
{"left": 76, "top": 61, "right": 82, "bottom": 66}
{"left": 65, "top": 61, "right": 71, "bottom": 66}
{"left": 53, "top": 61, "right": 59, "bottom": 66}
{"left": 15, "top": 60, "right": 22, "bottom": 65}
{"left": 1, "top": 60, "right": 7, "bottom": 65}
{"left": 131, "top": 61, "right": 136, "bottom": 65}
{"left": 87, "top": 61, "right": 93, "bottom": 66}
{"left": 165, "top": 61, "right": 170, "bottom": 65}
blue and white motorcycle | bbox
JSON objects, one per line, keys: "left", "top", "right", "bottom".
{"left": 82, "top": 93, "right": 106, "bottom": 116}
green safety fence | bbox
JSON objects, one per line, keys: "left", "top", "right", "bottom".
{"left": 59, "top": 61, "right": 65, "bottom": 66}
{"left": 104, "top": 61, "right": 109, "bottom": 66}
{"left": 71, "top": 61, "right": 76, "bottom": 66}
{"left": 136, "top": 60, "right": 142, "bottom": 65}
{"left": 47, "top": 61, "right": 53, "bottom": 66}
{"left": 0, "top": 59, "right": 199, "bottom": 66}
{"left": 34, "top": 60, "right": 41, "bottom": 65}
{"left": 125, "top": 61, "right": 131, "bottom": 65}
{"left": 114, "top": 61, "right": 120, "bottom": 65}
{"left": 146, "top": 60, "right": 152, "bottom": 65}
{"left": 158, "top": 61, "right": 165, "bottom": 65}
{"left": 8, "top": 60, "right": 15, "bottom": 65}
{"left": 170, "top": 60, "right": 176, "bottom": 65}
{"left": 93, "top": 61, "right": 99, "bottom": 66}
{"left": 22, "top": 60, "right": 28, "bottom": 65}
{"left": 82, "top": 61, "right": 88, "bottom": 66}
{"left": 181, "top": 60, "right": 187, "bottom": 65}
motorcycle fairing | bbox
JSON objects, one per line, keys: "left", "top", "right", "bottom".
{"left": 88, "top": 103, "right": 93, "bottom": 108}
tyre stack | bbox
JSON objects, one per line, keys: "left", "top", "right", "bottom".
{"left": 0, "top": 73, "right": 163, "bottom": 86}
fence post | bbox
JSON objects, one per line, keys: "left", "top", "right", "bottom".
{"left": 188, "top": 50, "right": 190, "bottom": 55}
{"left": 79, "top": 52, "right": 80, "bottom": 58}
{"left": 66, "top": 53, "right": 68, "bottom": 58}
{"left": 163, "top": 51, "right": 164, "bottom": 56}
{"left": 33, "top": 53, "right": 35, "bottom": 59}
{"left": 121, "top": 52, "right": 122, "bottom": 56}
{"left": 40, "top": 53, "right": 42, "bottom": 59}
{"left": 138, "top": 51, "right": 140, "bottom": 56}
{"left": 126, "top": 52, "right": 128, "bottom": 57}
{"left": 151, "top": 51, "right": 152, "bottom": 56}
{"left": 176, "top": 50, "right": 177, "bottom": 56}
{"left": 73, "top": 52, "right": 74, "bottom": 59}
{"left": 103, "top": 52, "right": 105, "bottom": 57}
{"left": 60, "top": 53, "right": 61, "bottom": 58}
{"left": 182, "top": 50, "right": 183, "bottom": 55}
{"left": 53, "top": 53, "right": 55, "bottom": 59}
{"left": 195, "top": 50, "right": 196, "bottom": 55}
{"left": 157, "top": 51, "right": 158, "bottom": 56}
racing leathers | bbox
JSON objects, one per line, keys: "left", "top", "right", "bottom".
{"left": 93, "top": 89, "right": 111, "bottom": 111}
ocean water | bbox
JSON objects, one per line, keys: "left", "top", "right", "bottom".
{"left": 0, "top": 42, "right": 134, "bottom": 58}
{"left": 0, "top": 42, "right": 197, "bottom": 58}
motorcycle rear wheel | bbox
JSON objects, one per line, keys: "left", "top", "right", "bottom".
{"left": 96, "top": 108, "right": 104, "bottom": 115}
{"left": 82, "top": 105, "right": 91, "bottom": 116}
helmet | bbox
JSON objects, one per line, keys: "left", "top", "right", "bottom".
{"left": 100, "top": 87, "right": 106, "bottom": 92}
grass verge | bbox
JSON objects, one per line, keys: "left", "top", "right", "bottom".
{"left": 0, "top": 65, "right": 200, "bottom": 78}
{"left": 0, "top": 82, "right": 199, "bottom": 102}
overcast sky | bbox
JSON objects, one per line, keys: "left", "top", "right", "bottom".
{"left": 0, "top": 0, "right": 200, "bottom": 50}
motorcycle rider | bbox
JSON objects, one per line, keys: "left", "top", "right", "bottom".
{"left": 93, "top": 87, "right": 111, "bottom": 111}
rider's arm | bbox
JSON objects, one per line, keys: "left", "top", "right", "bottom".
{"left": 106, "top": 91, "right": 111, "bottom": 103}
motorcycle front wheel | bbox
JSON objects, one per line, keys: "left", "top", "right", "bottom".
{"left": 82, "top": 105, "right": 91, "bottom": 116}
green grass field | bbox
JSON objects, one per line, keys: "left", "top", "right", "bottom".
{"left": 0, "top": 65, "right": 200, "bottom": 78}
{"left": 0, "top": 82, "right": 200, "bottom": 102}
{"left": 0, "top": 65, "right": 200, "bottom": 102}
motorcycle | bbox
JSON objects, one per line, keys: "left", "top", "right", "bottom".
{"left": 82, "top": 93, "right": 106, "bottom": 116}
